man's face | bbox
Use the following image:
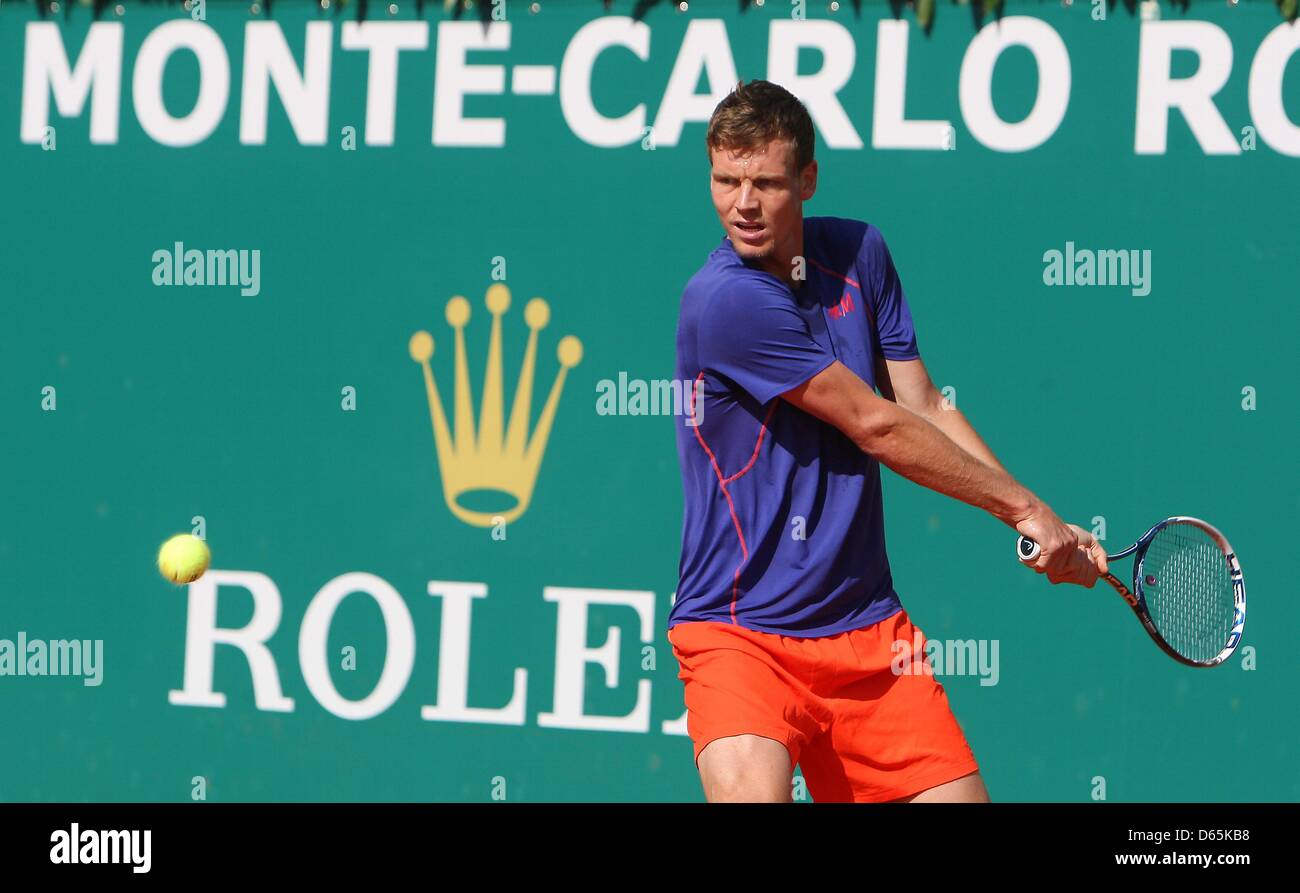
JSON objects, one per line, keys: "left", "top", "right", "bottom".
{"left": 709, "top": 138, "right": 816, "bottom": 268}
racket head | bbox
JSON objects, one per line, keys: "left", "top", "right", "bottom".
{"left": 1130, "top": 516, "right": 1246, "bottom": 668}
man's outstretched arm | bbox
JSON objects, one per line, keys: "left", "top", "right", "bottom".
{"left": 873, "top": 355, "right": 1008, "bottom": 474}
{"left": 781, "top": 359, "right": 1105, "bottom": 586}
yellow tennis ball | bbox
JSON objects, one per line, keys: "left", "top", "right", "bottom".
{"left": 157, "top": 534, "right": 211, "bottom": 584}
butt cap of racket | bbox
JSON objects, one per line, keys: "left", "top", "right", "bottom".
{"left": 1017, "top": 536, "right": 1041, "bottom": 564}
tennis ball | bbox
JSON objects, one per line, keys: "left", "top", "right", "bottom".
{"left": 157, "top": 534, "right": 211, "bottom": 585}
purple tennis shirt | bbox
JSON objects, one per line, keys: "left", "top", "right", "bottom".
{"left": 670, "top": 216, "right": 921, "bottom": 637}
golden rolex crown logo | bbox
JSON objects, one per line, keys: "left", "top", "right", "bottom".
{"left": 409, "top": 284, "right": 582, "bottom": 527}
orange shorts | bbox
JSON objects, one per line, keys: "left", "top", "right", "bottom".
{"left": 667, "top": 608, "right": 980, "bottom": 803}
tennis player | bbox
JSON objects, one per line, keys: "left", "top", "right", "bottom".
{"left": 669, "top": 80, "right": 1108, "bottom": 803}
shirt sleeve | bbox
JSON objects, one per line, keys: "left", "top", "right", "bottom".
{"left": 696, "top": 277, "right": 837, "bottom": 406}
{"left": 861, "top": 226, "right": 921, "bottom": 360}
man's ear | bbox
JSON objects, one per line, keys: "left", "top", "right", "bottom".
{"left": 800, "top": 159, "right": 818, "bottom": 200}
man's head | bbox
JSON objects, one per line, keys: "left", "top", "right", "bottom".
{"left": 705, "top": 80, "right": 817, "bottom": 272}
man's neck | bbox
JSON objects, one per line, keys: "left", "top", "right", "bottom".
{"left": 759, "top": 224, "right": 805, "bottom": 291}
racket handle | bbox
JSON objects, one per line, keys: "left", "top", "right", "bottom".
{"left": 1017, "top": 535, "right": 1040, "bottom": 564}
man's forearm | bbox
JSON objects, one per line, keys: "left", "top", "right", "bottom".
{"left": 914, "top": 402, "right": 1008, "bottom": 474}
{"left": 855, "top": 401, "right": 1033, "bottom": 527}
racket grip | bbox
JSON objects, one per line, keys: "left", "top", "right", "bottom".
{"left": 1017, "top": 536, "right": 1041, "bottom": 564}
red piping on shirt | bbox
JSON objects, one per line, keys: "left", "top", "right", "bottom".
{"left": 688, "top": 372, "right": 777, "bottom": 624}
{"left": 805, "top": 255, "right": 860, "bottom": 289}
{"left": 806, "top": 255, "right": 876, "bottom": 328}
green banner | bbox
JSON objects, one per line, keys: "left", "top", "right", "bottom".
{"left": 1, "top": 0, "right": 1295, "bottom": 802}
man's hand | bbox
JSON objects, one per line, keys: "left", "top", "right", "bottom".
{"left": 1016, "top": 509, "right": 1109, "bottom": 587}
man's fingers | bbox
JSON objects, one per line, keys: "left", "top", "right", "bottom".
{"left": 1028, "top": 523, "right": 1109, "bottom": 586}
{"left": 1042, "top": 545, "right": 1103, "bottom": 587}
{"left": 1046, "top": 543, "right": 1075, "bottom": 577}
{"left": 1091, "top": 542, "right": 1109, "bottom": 575}
{"left": 1077, "top": 552, "right": 1100, "bottom": 587}
{"left": 1034, "top": 542, "right": 1070, "bottom": 578}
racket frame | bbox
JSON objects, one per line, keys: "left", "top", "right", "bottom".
{"left": 1117, "top": 516, "right": 1246, "bottom": 668}
{"left": 1018, "top": 516, "right": 1246, "bottom": 668}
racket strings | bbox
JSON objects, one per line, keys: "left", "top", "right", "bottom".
{"left": 1140, "top": 524, "right": 1236, "bottom": 663}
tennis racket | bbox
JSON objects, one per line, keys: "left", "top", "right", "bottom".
{"left": 1017, "top": 516, "right": 1246, "bottom": 668}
